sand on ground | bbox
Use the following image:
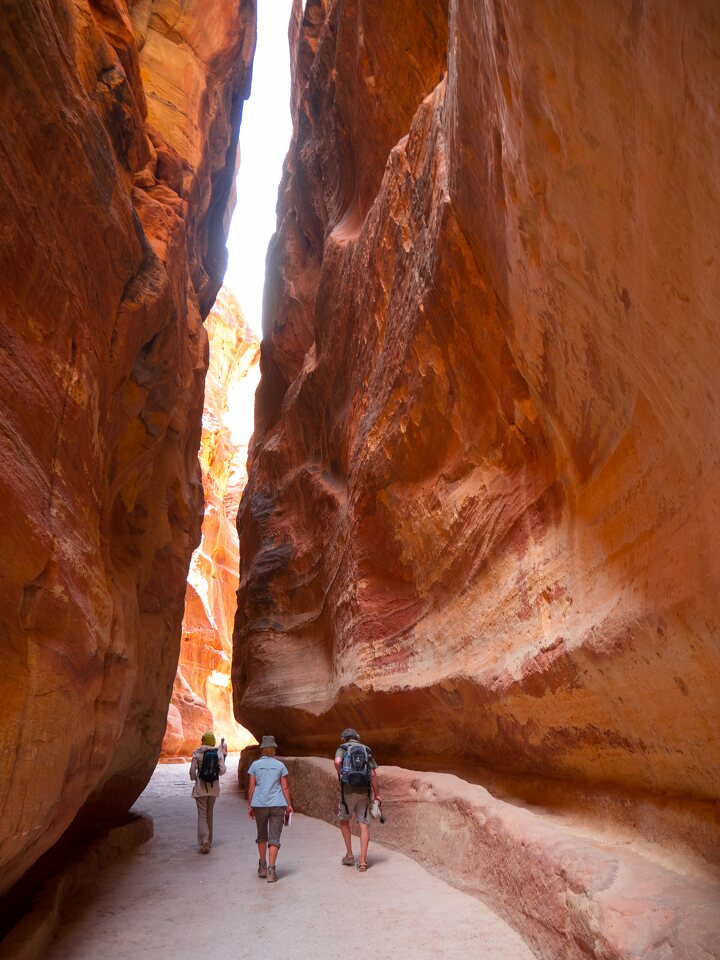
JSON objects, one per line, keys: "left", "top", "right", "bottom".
{"left": 45, "top": 756, "right": 534, "bottom": 960}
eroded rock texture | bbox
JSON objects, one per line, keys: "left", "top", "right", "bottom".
{"left": 162, "top": 288, "right": 259, "bottom": 757}
{"left": 235, "top": 0, "right": 720, "bottom": 818}
{"left": 0, "top": 0, "right": 255, "bottom": 896}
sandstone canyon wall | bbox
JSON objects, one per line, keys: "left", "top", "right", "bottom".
{"left": 235, "top": 0, "right": 720, "bottom": 818}
{"left": 0, "top": 0, "right": 255, "bottom": 897}
{"left": 162, "top": 287, "right": 259, "bottom": 757}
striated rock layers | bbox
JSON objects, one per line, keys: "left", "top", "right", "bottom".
{"left": 235, "top": 0, "right": 720, "bottom": 819}
{"left": 0, "top": 0, "right": 255, "bottom": 896}
{"left": 162, "top": 288, "right": 259, "bottom": 757}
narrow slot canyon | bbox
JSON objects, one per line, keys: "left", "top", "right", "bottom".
{"left": 1, "top": 2, "right": 719, "bottom": 959}
{"left": 160, "top": 287, "right": 259, "bottom": 760}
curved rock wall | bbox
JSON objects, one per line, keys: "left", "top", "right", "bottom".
{"left": 0, "top": 0, "right": 255, "bottom": 896}
{"left": 162, "top": 288, "right": 259, "bottom": 757}
{"left": 234, "top": 0, "right": 720, "bottom": 812}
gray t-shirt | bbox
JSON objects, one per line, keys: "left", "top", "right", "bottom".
{"left": 335, "top": 740, "right": 377, "bottom": 791}
{"left": 248, "top": 756, "right": 288, "bottom": 807}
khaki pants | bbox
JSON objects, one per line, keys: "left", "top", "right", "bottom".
{"left": 195, "top": 795, "right": 217, "bottom": 846}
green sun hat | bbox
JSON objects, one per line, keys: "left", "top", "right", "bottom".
{"left": 201, "top": 732, "right": 216, "bottom": 746}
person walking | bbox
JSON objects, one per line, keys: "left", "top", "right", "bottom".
{"left": 335, "top": 727, "right": 381, "bottom": 872}
{"left": 220, "top": 737, "right": 228, "bottom": 762}
{"left": 247, "top": 735, "right": 293, "bottom": 883}
{"left": 190, "top": 731, "right": 226, "bottom": 854}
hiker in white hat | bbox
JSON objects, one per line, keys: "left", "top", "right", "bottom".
{"left": 247, "top": 735, "right": 293, "bottom": 883}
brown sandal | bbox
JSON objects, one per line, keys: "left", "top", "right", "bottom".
{"left": 342, "top": 854, "right": 355, "bottom": 866}
{"left": 357, "top": 862, "right": 368, "bottom": 872}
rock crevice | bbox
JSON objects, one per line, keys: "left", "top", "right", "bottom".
{"left": 162, "top": 288, "right": 260, "bottom": 758}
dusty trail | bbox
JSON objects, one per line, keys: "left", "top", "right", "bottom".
{"left": 45, "top": 757, "right": 534, "bottom": 960}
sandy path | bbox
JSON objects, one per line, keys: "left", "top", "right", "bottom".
{"left": 46, "top": 757, "right": 534, "bottom": 960}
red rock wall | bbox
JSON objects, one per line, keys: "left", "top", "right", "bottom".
{"left": 235, "top": 0, "right": 720, "bottom": 815}
{"left": 162, "top": 288, "right": 259, "bottom": 757}
{"left": 0, "top": 0, "right": 255, "bottom": 896}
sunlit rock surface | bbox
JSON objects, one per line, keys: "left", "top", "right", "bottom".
{"left": 0, "top": 0, "right": 255, "bottom": 895}
{"left": 235, "top": 0, "right": 720, "bottom": 824}
{"left": 162, "top": 289, "right": 259, "bottom": 757}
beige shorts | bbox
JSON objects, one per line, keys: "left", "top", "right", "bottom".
{"left": 338, "top": 790, "right": 371, "bottom": 825}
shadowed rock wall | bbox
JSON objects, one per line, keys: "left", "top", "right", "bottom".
{"left": 0, "top": 0, "right": 255, "bottom": 896}
{"left": 234, "top": 0, "right": 720, "bottom": 818}
{"left": 162, "top": 288, "right": 259, "bottom": 756}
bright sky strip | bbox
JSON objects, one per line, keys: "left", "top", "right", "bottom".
{"left": 225, "top": 0, "right": 295, "bottom": 336}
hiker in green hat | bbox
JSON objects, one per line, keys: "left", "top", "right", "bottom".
{"left": 247, "top": 735, "right": 293, "bottom": 883}
{"left": 190, "top": 731, "right": 226, "bottom": 854}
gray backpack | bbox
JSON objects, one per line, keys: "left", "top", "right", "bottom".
{"left": 339, "top": 743, "right": 371, "bottom": 789}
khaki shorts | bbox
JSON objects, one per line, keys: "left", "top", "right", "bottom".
{"left": 338, "top": 790, "right": 371, "bottom": 825}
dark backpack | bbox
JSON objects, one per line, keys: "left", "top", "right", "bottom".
{"left": 339, "top": 742, "right": 372, "bottom": 790}
{"left": 198, "top": 748, "right": 220, "bottom": 784}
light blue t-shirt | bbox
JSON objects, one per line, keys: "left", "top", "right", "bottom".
{"left": 248, "top": 756, "right": 289, "bottom": 807}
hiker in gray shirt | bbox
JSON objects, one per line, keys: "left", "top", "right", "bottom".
{"left": 247, "top": 735, "right": 293, "bottom": 883}
{"left": 335, "top": 727, "right": 381, "bottom": 872}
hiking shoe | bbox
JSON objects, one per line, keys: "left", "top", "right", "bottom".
{"left": 341, "top": 854, "right": 355, "bottom": 866}
{"left": 266, "top": 865, "right": 278, "bottom": 883}
{"left": 200, "top": 842, "right": 210, "bottom": 855}
{"left": 257, "top": 859, "right": 267, "bottom": 878}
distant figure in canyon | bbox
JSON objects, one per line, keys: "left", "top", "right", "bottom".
{"left": 220, "top": 737, "right": 228, "bottom": 761}
{"left": 335, "top": 728, "right": 381, "bottom": 872}
{"left": 190, "top": 731, "right": 226, "bottom": 854}
{"left": 247, "top": 735, "right": 294, "bottom": 883}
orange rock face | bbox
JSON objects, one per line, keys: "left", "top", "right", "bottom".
{"left": 235, "top": 0, "right": 720, "bottom": 818}
{"left": 162, "top": 289, "right": 259, "bottom": 757}
{"left": 0, "top": 0, "right": 255, "bottom": 895}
